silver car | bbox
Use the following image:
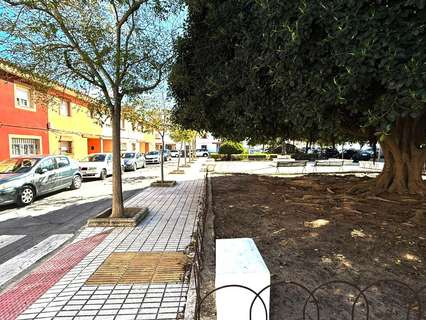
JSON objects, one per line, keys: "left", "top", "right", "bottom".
{"left": 122, "top": 152, "right": 146, "bottom": 171}
{"left": 0, "top": 156, "right": 82, "bottom": 206}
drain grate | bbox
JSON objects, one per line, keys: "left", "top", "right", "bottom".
{"left": 86, "top": 252, "right": 188, "bottom": 285}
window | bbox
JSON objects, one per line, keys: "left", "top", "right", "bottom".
{"left": 60, "top": 100, "right": 71, "bottom": 116}
{"left": 121, "top": 143, "right": 127, "bottom": 151}
{"left": 121, "top": 118, "right": 126, "bottom": 130}
{"left": 60, "top": 141, "right": 72, "bottom": 154}
{"left": 15, "top": 86, "right": 33, "bottom": 110}
{"left": 11, "top": 137, "right": 41, "bottom": 156}
{"left": 56, "top": 156, "right": 70, "bottom": 168}
{"left": 131, "top": 143, "right": 136, "bottom": 151}
{"left": 39, "top": 158, "right": 56, "bottom": 172}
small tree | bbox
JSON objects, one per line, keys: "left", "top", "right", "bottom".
{"left": 1, "top": 0, "right": 181, "bottom": 217}
{"left": 170, "top": 128, "right": 194, "bottom": 171}
{"left": 143, "top": 107, "right": 173, "bottom": 183}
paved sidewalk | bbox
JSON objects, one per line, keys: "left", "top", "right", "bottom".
{"left": 0, "top": 161, "right": 205, "bottom": 320}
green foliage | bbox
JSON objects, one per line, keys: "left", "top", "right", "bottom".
{"left": 230, "top": 154, "right": 248, "bottom": 161}
{"left": 170, "top": 0, "right": 426, "bottom": 145}
{"left": 219, "top": 141, "right": 245, "bottom": 155}
{"left": 247, "top": 154, "right": 268, "bottom": 161}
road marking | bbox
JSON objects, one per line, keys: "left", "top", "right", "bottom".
{"left": 0, "top": 235, "right": 25, "bottom": 250}
{"left": 0, "top": 234, "right": 73, "bottom": 287}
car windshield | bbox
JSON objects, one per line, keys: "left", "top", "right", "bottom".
{"left": 83, "top": 154, "right": 106, "bottom": 162}
{"left": 0, "top": 158, "right": 40, "bottom": 174}
{"left": 147, "top": 151, "right": 159, "bottom": 155}
{"left": 122, "top": 153, "right": 135, "bottom": 159}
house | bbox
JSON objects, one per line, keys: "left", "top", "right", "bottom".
{"left": 0, "top": 61, "right": 155, "bottom": 161}
{"left": 196, "top": 133, "right": 221, "bottom": 152}
{"left": 0, "top": 64, "right": 50, "bottom": 159}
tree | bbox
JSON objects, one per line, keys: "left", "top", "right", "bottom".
{"left": 170, "top": 127, "right": 195, "bottom": 171}
{"left": 1, "top": 0, "right": 181, "bottom": 216}
{"left": 142, "top": 107, "right": 173, "bottom": 183}
{"left": 170, "top": 0, "right": 426, "bottom": 195}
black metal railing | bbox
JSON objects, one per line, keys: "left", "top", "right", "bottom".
{"left": 194, "top": 280, "right": 425, "bottom": 320}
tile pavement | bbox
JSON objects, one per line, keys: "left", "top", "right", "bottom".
{"left": 7, "top": 164, "right": 205, "bottom": 320}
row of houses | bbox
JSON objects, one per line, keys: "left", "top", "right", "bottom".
{"left": 0, "top": 62, "right": 167, "bottom": 161}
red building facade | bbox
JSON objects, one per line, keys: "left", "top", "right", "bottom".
{"left": 0, "top": 69, "right": 50, "bottom": 160}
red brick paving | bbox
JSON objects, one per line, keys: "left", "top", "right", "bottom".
{"left": 0, "top": 231, "right": 110, "bottom": 320}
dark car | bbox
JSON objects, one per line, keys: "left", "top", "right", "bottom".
{"left": 342, "top": 148, "right": 357, "bottom": 160}
{"left": 322, "top": 148, "right": 340, "bottom": 159}
{"left": 0, "top": 155, "right": 82, "bottom": 206}
{"left": 352, "top": 149, "right": 375, "bottom": 162}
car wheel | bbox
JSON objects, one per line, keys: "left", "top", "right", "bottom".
{"left": 203, "top": 153, "right": 208, "bottom": 157}
{"left": 17, "top": 185, "right": 35, "bottom": 207}
{"left": 100, "top": 169, "right": 107, "bottom": 180}
{"left": 70, "top": 175, "right": 82, "bottom": 190}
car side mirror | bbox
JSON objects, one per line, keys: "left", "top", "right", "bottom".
{"left": 36, "top": 168, "right": 48, "bottom": 174}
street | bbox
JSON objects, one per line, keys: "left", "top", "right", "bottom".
{"left": 0, "top": 159, "right": 180, "bottom": 288}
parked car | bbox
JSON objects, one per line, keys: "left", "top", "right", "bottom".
{"left": 0, "top": 155, "right": 82, "bottom": 206}
{"left": 170, "top": 150, "right": 180, "bottom": 158}
{"left": 195, "top": 149, "right": 209, "bottom": 157}
{"left": 79, "top": 153, "right": 119, "bottom": 179}
{"left": 342, "top": 148, "right": 357, "bottom": 160}
{"left": 122, "top": 152, "right": 146, "bottom": 171}
{"left": 145, "top": 151, "right": 161, "bottom": 164}
{"left": 322, "top": 148, "right": 340, "bottom": 159}
{"left": 352, "top": 148, "right": 375, "bottom": 162}
{"left": 162, "top": 149, "right": 171, "bottom": 161}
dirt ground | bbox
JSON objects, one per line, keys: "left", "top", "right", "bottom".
{"left": 205, "top": 174, "right": 426, "bottom": 320}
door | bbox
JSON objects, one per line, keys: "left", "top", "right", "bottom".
{"left": 34, "top": 157, "right": 58, "bottom": 195}
{"left": 55, "top": 156, "right": 73, "bottom": 188}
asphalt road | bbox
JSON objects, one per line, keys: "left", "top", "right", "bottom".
{"left": 0, "top": 159, "right": 179, "bottom": 267}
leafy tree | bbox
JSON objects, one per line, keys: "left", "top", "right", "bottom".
{"left": 142, "top": 107, "right": 173, "bottom": 183}
{"left": 170, "top": 127, "right": 195, "bottom": 170}
{"left": 1, "top": 0, "right": 181, "bottom": 216}
{"left": 170, "top": 0, "right": 426, "bottom": 195}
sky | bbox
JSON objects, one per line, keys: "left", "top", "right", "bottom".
{"left": 0, "top": 1, "right": 188, "bottom": 105}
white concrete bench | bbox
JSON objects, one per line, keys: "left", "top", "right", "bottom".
{"left": 216, "top": 238, "right": 270, "bottom": 320}
{"left": 275, "top": 159, "right": 308, "bottom": 173}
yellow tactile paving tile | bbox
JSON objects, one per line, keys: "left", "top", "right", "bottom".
{"left": 86, "top": 252, "right": 188, "bottom": 285}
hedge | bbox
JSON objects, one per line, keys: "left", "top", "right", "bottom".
{"left": 219, "top": 141, "right": 245, "bottom": 155}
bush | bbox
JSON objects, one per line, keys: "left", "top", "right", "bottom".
{"left": 219, "top": 141, "right": 245, "bottom": 155}
{"left": 230, "top": 154, "right": 248, "bottom": 161}
{"left": 210, "top": 153, "right": 222, "bottom": 160}
{"left": 248, "top": 154, "right": 267, "bottom": 161}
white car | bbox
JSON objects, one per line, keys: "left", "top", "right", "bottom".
{"left": 170, "top": 150, "right": 180, "bottom": 158}
{"left": 79, "top": 153, "right": 120, "bottom": 179}
{"left": 145, "top": 151, "right": 161, "bottom": 164}
{"left": 195, "top": 149, "right": 209, "bottom": 157}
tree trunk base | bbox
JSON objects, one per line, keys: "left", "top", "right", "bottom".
{"left": 348, "top": 177, "right": 426, "bottom": 196}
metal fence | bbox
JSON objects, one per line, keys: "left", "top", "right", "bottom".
{"left": 188, "top": 174, "right": 426, "bottom": 320}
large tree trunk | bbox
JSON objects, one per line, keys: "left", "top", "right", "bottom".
{"left": 374, "top": 116, "right": 426, "bottom": 195}
{"left": 110, "top": 104, "right": 125, "bottom": 218}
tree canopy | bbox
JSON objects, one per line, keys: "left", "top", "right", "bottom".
{"left": 170, "top": 0, "right": 426, "bottom": 194}
{"left": 0, "top": 0, "right": 182, "bottom": 217}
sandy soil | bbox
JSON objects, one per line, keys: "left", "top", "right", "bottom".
{"left": 206, "top": 174, "right": 426, "bottom": 320}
